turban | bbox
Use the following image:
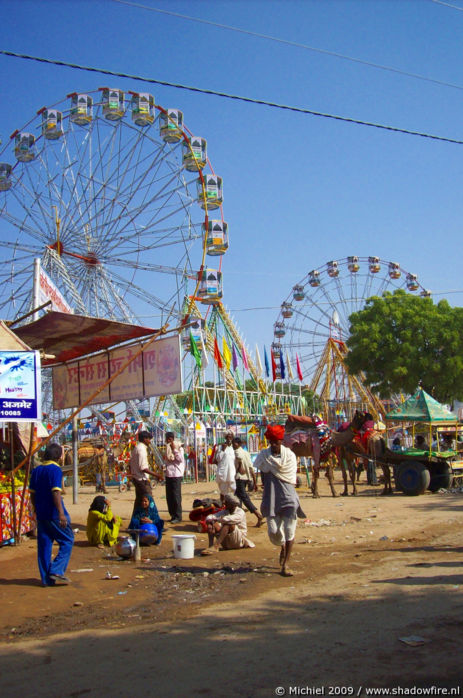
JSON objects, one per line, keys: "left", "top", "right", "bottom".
{"left": 265, "top": 424, "right": 285, "bottom": 442}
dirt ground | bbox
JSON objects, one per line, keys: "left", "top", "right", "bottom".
{"left": 1, "top": 473, "right": 463, "bottom": 697}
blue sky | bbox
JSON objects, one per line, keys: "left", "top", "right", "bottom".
{"left": 1, "top": 0, "right": 463, "bottom": 380}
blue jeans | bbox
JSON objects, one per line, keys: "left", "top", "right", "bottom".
{"left": 37, "top": 519, "right": 74, "bottom": 586}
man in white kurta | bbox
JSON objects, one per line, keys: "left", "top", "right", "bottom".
{"left": 215, "top": 432, "right": 236, "bottom": 501}
{"left": 254, "top": 424, "right": 303, "bottom": 577}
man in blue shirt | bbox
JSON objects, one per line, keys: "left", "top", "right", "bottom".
{"left": 29, "top": 443, "right": 74, "bottom": 586}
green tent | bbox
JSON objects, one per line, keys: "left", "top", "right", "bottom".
{"left": 385, "top": 387, "right": 456, "bottom": 423}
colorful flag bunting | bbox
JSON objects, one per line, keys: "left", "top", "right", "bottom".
{"left": 242, "top": 343, "right": 249, "bottom": 371}
{"left": 270, "top": 349, "right": 277, "bottom": 382}
{"left": 199, "top": 330, "right": 209, "bottom": 367}
{"left": 286, "top": 351, "right": 294, "bottom": 380}
{"left": 214, "top": 337, "right": 223, "bottom": 369}
{"left": 222, "top": 337, "right": 232, "bottom": 370}
{"left": 296, "top": 353, "right": 303, "bottom": 382}
{"left": 232, "top": 344, "right": 239, "bottom": 371}
{"left": 280, "top": 352, "right": 286, "bottom": 380}
{"left": 264, "top": 346, "right": 270, "bottom": 378}
{"left": 190, "top": 331, "right": 202, "bottom": 370}
{"left": 255, "top": 344, "right": 263, "bottom": 376}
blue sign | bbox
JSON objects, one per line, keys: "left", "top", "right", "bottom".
{"left": 0, "top": 351, "right": 41, "bottom": 422}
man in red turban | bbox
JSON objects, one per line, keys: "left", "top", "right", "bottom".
{"left": 254, "top": 423, "right": 305, "bottom": 577}
{"left": 264, "top": 425, "right": 285, "bottom": 442}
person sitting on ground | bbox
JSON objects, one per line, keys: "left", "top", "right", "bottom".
{"left": 129, "top": 494, "right": 164, "bottom": 545}
{"left": 86, "top": 496, "right": 122, "bottom": 548}
{"left": 201, "top": 494, "right": 255, "bottom": 555}
{"left": 232, "top": 437, "right": 263, "bottom": 527}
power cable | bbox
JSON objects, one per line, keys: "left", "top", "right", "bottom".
{"left": 430, "top": 0, "right": 463, "bottom": 10}
{"left": 110, "top": 0, "right": 463, "bottom": 93}
{"left": 1, "top": 50, "right": 463, "bottom": 145}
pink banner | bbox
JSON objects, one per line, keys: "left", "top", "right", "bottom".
{"left": 52, "top": 335, "right": 182, "bottom": 409}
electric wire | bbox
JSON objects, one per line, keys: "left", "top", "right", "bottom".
{"left": 1, "top": 50, "right": 462, "bottom": 145}
{"left": 110, "top": 0, "right": 463, "bottom": 94}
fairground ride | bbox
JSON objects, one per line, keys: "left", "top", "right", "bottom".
{"left": 272, "top": 256, "right": 431, "bottom": 425}
{"left": 0, "top": 88, "right": 228, "bottom": 423}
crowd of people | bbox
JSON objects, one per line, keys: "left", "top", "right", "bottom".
{"left": 27, "top": 423, "right": 314, "bottom": 587}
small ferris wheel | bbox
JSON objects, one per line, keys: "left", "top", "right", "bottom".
{"left": 0, "top": 88, "right": 229, "bottom": 326}
{"left": 272, "top": 256, "right": 430, "bottom": 412}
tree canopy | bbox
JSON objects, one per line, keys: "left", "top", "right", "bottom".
{"left": 345, "top": 290, "right": 463, "bottom": 403}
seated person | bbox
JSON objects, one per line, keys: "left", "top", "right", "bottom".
{"left": 86, "top": 496, "right": 122, "bottom": 548}
{"left": 201, "top": 494, "right": 255, "bottom": 555}
{"left": 414, "top": 434, "right": 428, "bottom": 450}
{"left": 129, "top": 495, "right": 164, "bottom": 545}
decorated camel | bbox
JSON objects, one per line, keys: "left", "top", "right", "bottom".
{"left": 283, "top": 410, "right": 370, "bottom": 497}
{"left": 338, "top": 429, "right": 390, "bottom": 495}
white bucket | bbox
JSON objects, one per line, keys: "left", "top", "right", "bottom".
{"left": 172, "top": 534, "right": 196, "bottom": 559}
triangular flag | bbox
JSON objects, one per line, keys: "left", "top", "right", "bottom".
{"left": 296, "top": 353, "right": 303, "bottom": 382}
{"left": 280, "top": 352, "right": 286, "bottom": 380}
{"left": 270, "top": 349, "right": 277, "bottom": 382}
{"left": 242, "top": 343, "right": 249, "bottom": 371}
{"left": 264, "top": 346, "right": 270, "bottom": 378}
{"left": 255, "top": 344, "right": 263, "bottom": 376}
{"left": 214, "top": 337, "right": 223, "bottom": 369}
{"left": 232, "top": 344, "right": 239, "bottom": 371}
{"left": 286, "top": 351, "right": 294, "bottom": 380}
{"left": 190, "top": 331, "right": 202, "bottom": 370}
{"left": 199, "top": 330, "right": 209, "bottom": 367}
{"left": 222, "top": 336, "right": 232, "bottom": 370}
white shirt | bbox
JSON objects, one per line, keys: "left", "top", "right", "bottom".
{"left": 129, "top": 442, "right": 150, "bottom": 480}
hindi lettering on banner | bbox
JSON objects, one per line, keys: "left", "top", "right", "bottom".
{"left": 53, "top": 363, "right": 79, "bottom": 409}
{"left": 39, "top": 267, "right": 74, "bottom": 314}
{"left": 109, "top": 346, "right": 144, "bottom": 402}
{"left": 79, "top": 355, "right": 110, "bottom": 405}
{"left": 0, "top": 351, "right": 41, "bottom": 421}
{"left": 143, "top": 336, "right": 182, "bottom": 396}
{"left": 52, "top": 335, "right": 182, "bottom": 408}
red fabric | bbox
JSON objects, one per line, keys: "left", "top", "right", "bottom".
{"left": 265, "top": 425, "right": 285, "bottom": 441}
{"left": 14, "top": 312, "right": 158, "bottom": 366}
{"left": 296, "top": 354, "right": 303, "bottom": 382}
{"left": 271, "top": 350, "right": 277, "bottom": 382}
{"left": 213, "top": 338, "right": 223, "bottom": 369}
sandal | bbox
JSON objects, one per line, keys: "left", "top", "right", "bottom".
{"left": 200, "top": 548, "right": 214, "bottom": 556}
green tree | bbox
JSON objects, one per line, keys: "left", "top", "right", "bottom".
{"left": 345, "top": 290, "right": 463, "bottom": 403}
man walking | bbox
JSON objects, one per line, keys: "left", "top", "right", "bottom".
{"left": 29, "top": 442, "right": 74, "bottom": 587}
{"left": 129, "top": 430, "right": 161, "bottom": 510}
{"left": 254, "top": 425, "right": 304, "bottom": 577}
{"left": 164, "top": 432, "right": 185, "bottom": 523}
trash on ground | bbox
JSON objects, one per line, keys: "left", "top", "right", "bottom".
{"left": 71, "top": 568, "right": 94, "bottom": 573}
{"left": 398, "top": 635, "right": 430, "bottom": 646}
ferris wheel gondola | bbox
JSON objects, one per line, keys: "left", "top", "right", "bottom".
{"left": 273, "top": 256, "right": 431, "bottom": 404}
{"left": 0, "top": 88, "right": 228, "bottom": 326}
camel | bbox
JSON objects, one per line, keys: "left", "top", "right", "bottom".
{"left": 283, "top": 411, "right": 369, "bottom": 498}
{"left": 338, "top": 429, "right": 389, "bottom": 495}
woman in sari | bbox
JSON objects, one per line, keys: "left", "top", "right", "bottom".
{"left": 86, "top": 496, "right": 122, "bottom": 548}
{"left": 129, "top": 495, "right": 164, "bottom": 545}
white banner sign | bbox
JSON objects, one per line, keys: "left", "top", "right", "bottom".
{"left": 38, "top": 267, "right": 74, "bottom": 314}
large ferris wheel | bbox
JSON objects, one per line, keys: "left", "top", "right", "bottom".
{"left": 0, "top": 88, "right": 228, "bottom": 326}
{"left": 272, "top": 256, "right": 430, "bottom": 416}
